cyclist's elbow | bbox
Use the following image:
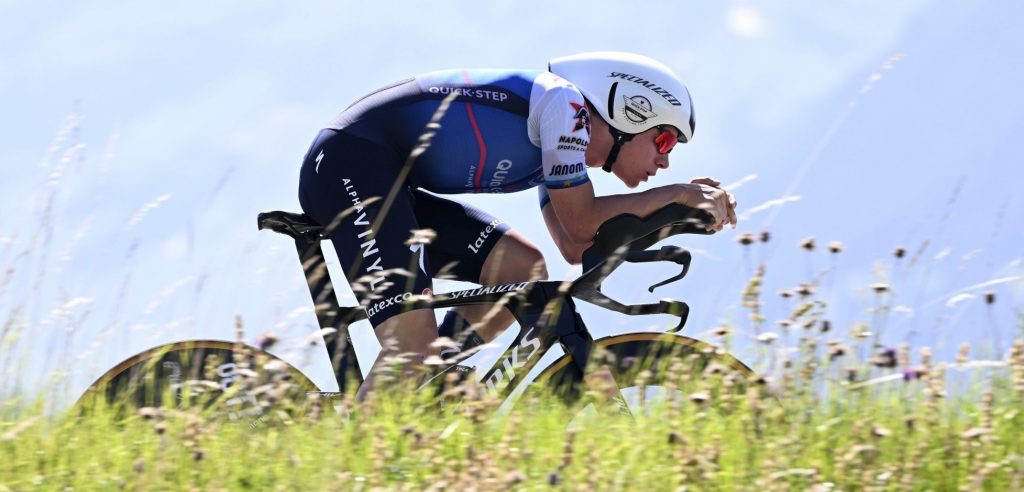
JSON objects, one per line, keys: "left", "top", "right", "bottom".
{"left": 556, "top": 242, "right": 586, "bottom": 266}
{"left": 564, "top": 220, "right": 596, "bottom": 245}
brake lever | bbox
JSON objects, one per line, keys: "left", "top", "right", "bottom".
{"left": 623, "top": 246, "right": 692, "bottom": 293}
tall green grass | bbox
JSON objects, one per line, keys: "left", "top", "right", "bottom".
{"left": 3, "top": 322, "right": 1023, "bottom": 490}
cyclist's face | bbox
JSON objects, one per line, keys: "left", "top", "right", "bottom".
{"left": 614, "top": 125, "right": 680, "bottom": 188}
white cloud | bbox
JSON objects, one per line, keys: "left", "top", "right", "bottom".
{"left": 727, "top": 7, "right": 766, "bottom": 38}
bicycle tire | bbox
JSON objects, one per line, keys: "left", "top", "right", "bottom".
{"left": 75, "top": 340, "right": 320, "bottom": 426}
{"left": 527, "top": 332, "right": 756, "bottom": 413}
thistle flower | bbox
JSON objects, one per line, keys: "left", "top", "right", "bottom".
{"left": 257, "top": 332, "right": 279, "bottom": 351}
{"left": 902, "top": 367, "right": 924, "bottom": 381}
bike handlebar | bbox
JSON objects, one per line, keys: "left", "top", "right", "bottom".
{"left": 570, "top": 203, "right": 714, "bottom": 331}
{"left": 579, "top": 203, "right": 714, "bottom": 273}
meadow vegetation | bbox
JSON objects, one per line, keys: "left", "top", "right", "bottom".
{"left": 3, "top": 237, "right": 1023, "bottom": 491}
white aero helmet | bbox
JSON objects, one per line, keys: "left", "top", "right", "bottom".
{"left": 548, "top": 51, "right": 695, "bottom": 172}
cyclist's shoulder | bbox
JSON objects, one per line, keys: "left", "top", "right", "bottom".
{"left": 412, "top": 69, "right": 581, "bottom": 98}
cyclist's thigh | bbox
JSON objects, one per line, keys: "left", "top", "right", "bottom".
{"left": 410, "top": 189, "right": 511, "bottom": 284}
{"left": 298, "top": 129, "right": 432, "bottom": 327}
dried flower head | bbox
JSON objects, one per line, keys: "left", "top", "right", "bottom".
{"left": 800, "top": 237, "right": 816, "bottom": 251}
{"left": 871, "top": 347, "right": 898, "bottom": 368}
{"left": 961, "top": 427, "right": 990, "bottom": 440}
{"left": 827, "top": 241, "right": 845, "bottom": 254}
{"left": 756, "top": 332, "right": 779, "bottom": 344}
{"left": 689, "top": 392, "right": 710, "bottom": 404}
{"left": 796, "top": 284, "right": 815, "bottom": 297}
{"left": 827, "top": 343, "right": 848, "bottom": 361}
{"left": 737, "top": 233, "right": 756, "bottom": 246}
{"left": 846, "top": 368, "right": 859, "bottom": 383}
{"left": 871, "top": 282, "right": 890, "bottom": 294}
{"left": 405, "top": 228, "right": 437, "bottom": 246}
{"left": 893, "top": 247, "right": 906, "bottom": 259}
{"left": 984, "top": 291, "right": 996, "bottom": 305}
{"left": 778, "top": 289, "right": 794, "bottom": 299}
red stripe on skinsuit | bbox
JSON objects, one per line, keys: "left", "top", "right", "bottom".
{"left": 461, "top": 70, "right": 487, "bottom": 190}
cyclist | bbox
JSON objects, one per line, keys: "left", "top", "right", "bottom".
{"left": 297, "top": 51, "right": 738, "bottom": 398}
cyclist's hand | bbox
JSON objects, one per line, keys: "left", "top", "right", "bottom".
{"left": 678, "top": 179, "right": 737, "bottom": 231}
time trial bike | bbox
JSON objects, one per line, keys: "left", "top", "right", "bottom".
{"left": 79, "top": 202, "right": 756, "bottom": 423}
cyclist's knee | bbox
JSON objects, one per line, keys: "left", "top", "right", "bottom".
{"left": 520, "top": 244, "right": 548, "bottom": 281}
{"left": 373, "top": 309, "right": 440, "bottom": 357}
{"left": 482, "top": 232, "right": 548, "bottom": 284}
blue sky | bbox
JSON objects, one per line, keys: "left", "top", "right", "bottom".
{"left": 2, "top": 1, "right": 1022, "bottom": 405}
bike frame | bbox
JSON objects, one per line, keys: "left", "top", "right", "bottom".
{"left": 291, "top": 231, "right": 595, "bottom": 403}
{"left": 261, "top": 202, "right": 708, "bottom": 406}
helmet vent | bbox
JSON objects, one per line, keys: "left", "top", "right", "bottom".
{"left": 606, "top": 82, "right": 618, "bottom": 120}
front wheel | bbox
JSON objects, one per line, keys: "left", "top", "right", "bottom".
{"left": 530, "top": 332, "right": 758, "bottom": 416}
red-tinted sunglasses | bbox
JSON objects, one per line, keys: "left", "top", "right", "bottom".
{"left": 654, "top": 126, "right": 679, "bottom": 154}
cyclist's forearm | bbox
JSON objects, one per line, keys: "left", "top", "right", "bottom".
{"left": 567, "top": 184, "right": 688, "bottom": 241}
{"left": 589, "top": 184, "right": 688, "bottom": 224}
{"left": 548, "top": 182, "right": 692, "bottom": 244}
